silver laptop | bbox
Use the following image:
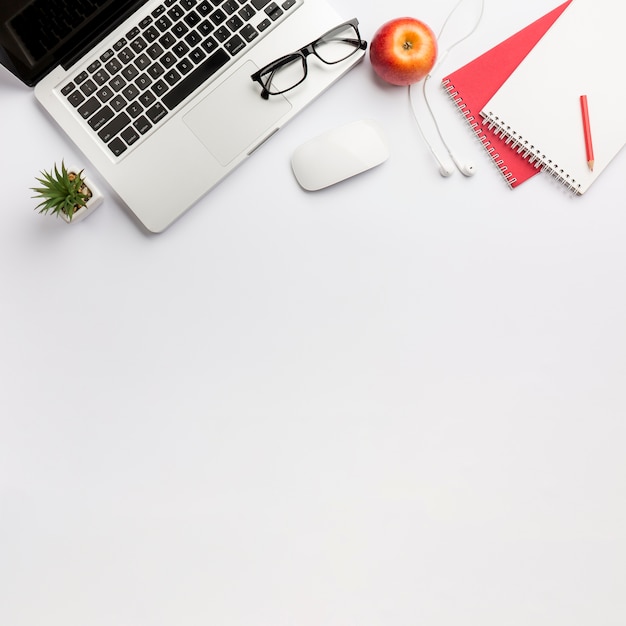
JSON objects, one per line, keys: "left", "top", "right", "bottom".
{"left": 1, "top": 0, "right": 366, "bottom": 232}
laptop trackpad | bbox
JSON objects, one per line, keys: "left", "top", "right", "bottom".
{"left": 183, "top": 61, "right": 292, "bottom": 166}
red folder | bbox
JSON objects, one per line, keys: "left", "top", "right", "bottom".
{"left": 441, "top": 1, "right": 571, "bottom": 188}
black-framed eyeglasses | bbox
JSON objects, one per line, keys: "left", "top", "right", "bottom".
{"left": 250, "top": 18, "right": 367, "bottom": 99}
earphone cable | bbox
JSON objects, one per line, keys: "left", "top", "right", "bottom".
{"left": 409, "top": 0, "right": 485, "bottom": 174}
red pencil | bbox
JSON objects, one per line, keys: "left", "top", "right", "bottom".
{"left": 580, "top": 95, "right": 594, "bottom": 171}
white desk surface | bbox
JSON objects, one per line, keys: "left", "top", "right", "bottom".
{"left": 2, "top": 0, "right": 625, "bottom": 624}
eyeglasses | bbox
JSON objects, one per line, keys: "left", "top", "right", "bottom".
{"left": 250, "top": 18, "right": 367, "bottom": 99}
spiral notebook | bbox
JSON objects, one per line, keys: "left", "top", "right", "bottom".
{"left": 481, "top": 0, "right": 626, "bottom": 194}
{"left": 441, "top": 1, "right": 571, "bottom": 188}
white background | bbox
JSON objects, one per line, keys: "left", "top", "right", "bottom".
{"left": 2, "top": 0, "right": 625, "bottom": 624}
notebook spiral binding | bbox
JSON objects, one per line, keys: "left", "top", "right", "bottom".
{"left": 481, "top": 110, "right": 583, "bottom": 195}
{"left": 441, "top": 78, "right": 519, "bottom": 187}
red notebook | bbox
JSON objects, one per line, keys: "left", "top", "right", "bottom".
{"left": 441, "top": 1, "right": 571, "bottom": 188}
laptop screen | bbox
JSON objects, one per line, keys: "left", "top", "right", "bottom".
{"left": 0, "top": 0, "right": 148, "bottom": 86}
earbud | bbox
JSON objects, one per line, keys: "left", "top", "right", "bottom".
{"left": 438, "top": 162, "right": 455, "bottom": 177}
{"left": 451, "top": 154, "right": 476, "bottom": 177}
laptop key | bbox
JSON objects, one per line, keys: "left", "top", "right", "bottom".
{"left": 93, "top": 69, "right": 110, "bottom": 85}
{"left": 210, "top": 9, "right": 226, "bottom": 25}
{"left": 122, "top": 83, "right": 140, "bottom": 100}
{"left": 133, "top": 116, "right": 152, "bottom": 134}
{"left": 201, "top": 36, "right": 218, "bottom": 54}
{"left": 176, "top": 58, "right": 194, "bottom": 74}
{"left": 152, "top": 79, "right": 168, "bottom": 96}
{"left": 67, "top": 90, "right": 86, "bottom": 107}
{"left": 164, "top": 69, "right": 182, "bottom": 85}
{"left": 131, "top": 36, "right": 148, "bottom": 52}
{"left": 159, "top": 32, "right": 177, "bottom": 48}
{"left": 162, "top": 48, "right": 229, "bottom": 110}
{"left": 110, "top": 95, "right": 127, "bottom": 111}
{"left": 146, "top": 102, "right": 167, "bottom": 124}
{"left": 226, "top": 15, "right": 243, "bottom": 30}
{"left": 265, "top": 3, "right": 283, "bottom": 20}
{"left": 198, "top": 20, "right": 214, "bottom": 36}
{"left": 184, "top": 11, "right": 201, "bottom": 26}
{"left": 80, "top": 79, "right": 97, "bottom": 95}
{"left": 118, "top": 47, "right": 135, "bottom": 64}
{"left": 148, "top": 62, "right": 165, "bottom": 78}
{"left": 135, "top": 73, "right": 152, "bottom": 90}
{"left": 240, "top": 24, "right": 258, "bottom": 42}
{"left": 108, "top": 137, "right": 128, "bottom": 156}
{"left": 197, "top": 1, "right": 211, "bottom": 16}
{"left": 160, "top": 52, "right": 177, "bottom": 68}
{"left": 185, "top": 30, "right": 202, "bottom": 47}
{"left": 214, "top": 27, "right": 229, "bottom": 43}
{"left": 61, "top": 82, "right": 75, "bottom": 96}
{"left": 135, "top": 53, "right": 150, "bottom": 70}
{"left": 189, "top": 47, "right": 206, "bottom": 64}
{"left": 156, "top": 16, "right": 172, "bottom": 32}
{"left": 121, "top": 126, "right": 141, "bottom": 146}
{"left": 127, "top": 101, "right": 144, "bottom": 118}
{"left": 144, "top": 26, "right": 159, "bottom": 41}
{"left": 147, "top": 43, "right": 164, "bottom": 59}
{"left": 238, "top": 4, "right": 256, "bottom": 21}
{"left": 98, "top": 112, "right": 131, "bottom": 142}
{"left": 172, "top": 42, "right": 190, "bottom": 58}
{"left": 96, "top": 85, "right": 114, "bottom": 102}
{"left": 110, "top": 76, "right": 127, "bottom": 92}
{"left": 77, "top": 96, "right": 101, "bottom": 118}
{"left": 88, "top": 105, "right": 114, "bottom": 131}
{"left": 138, "top": 91, "right": 157, "bottom": 107}
{"left": 168, "top": 5, "right": 185, "bottom": 20}
{"left": 250, "top": 0, "right": 270, "bottom": 9}
{"left": 106, "top": 58, "right": 123, "bottom": 74}
{"left": 224, "top": 34, "right": 245, "bottom": 56}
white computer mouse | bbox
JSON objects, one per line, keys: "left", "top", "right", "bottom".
{"left": 291, "top": 119, "right": 390, "bottom": 191}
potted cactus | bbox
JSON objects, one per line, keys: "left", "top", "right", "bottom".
{"left": 31, "top": 161, "right": 103, "bottom": 223}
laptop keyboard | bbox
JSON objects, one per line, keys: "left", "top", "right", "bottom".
{"left": 59, "top": 0, "right": 300, "bottom": 159}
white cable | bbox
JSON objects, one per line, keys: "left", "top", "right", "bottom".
{"left": 409, "top": 0, "right": 485, "bottom": 176}
{"left": 408, "top": 85, "right": 454, "bottom": 176}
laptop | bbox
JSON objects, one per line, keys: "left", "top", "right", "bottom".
{"left": 0, "top": 0, "right": 366, "bottom": 232}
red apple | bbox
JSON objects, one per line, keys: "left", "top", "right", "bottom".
{"left": 369, "top": 17, "right": 438, "bottom": 86}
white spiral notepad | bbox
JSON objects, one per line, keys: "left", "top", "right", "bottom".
{"left": 481, "top": 0, "right": 626, "bottom": 194}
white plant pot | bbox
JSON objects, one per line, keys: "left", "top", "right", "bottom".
{"left": 60, "top": 168, "right": 104, "bottom": 224}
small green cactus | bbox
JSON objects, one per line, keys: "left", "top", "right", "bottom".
{"left": 31, "top": 161, "right": 93, "bottom": 221}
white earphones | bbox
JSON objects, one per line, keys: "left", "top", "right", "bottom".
{"left": 449, "top": 141, "right": 476, "bottom": 177}
{"left": 439, "top": 162, "right": 455, "bottom": 177}
{"left": 409, "top": 0, "right": 484, "bottom": 178}
{"left": 409, "top": 81, "right": 474, "bottom": 177}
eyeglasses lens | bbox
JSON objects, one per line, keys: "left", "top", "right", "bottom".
{"left": 313, "top": 23, "right": 362, "bottom": 63}
{"left": 259, "top": 54, "right": 307, "bottom": 96}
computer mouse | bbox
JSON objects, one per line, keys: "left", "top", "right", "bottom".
{"left": 291, "top": 119, "right": 390, "bottom": 191}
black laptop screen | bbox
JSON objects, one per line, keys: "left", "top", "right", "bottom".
{"left": 0, "top": 0, "right": 148, "bottom": 86}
